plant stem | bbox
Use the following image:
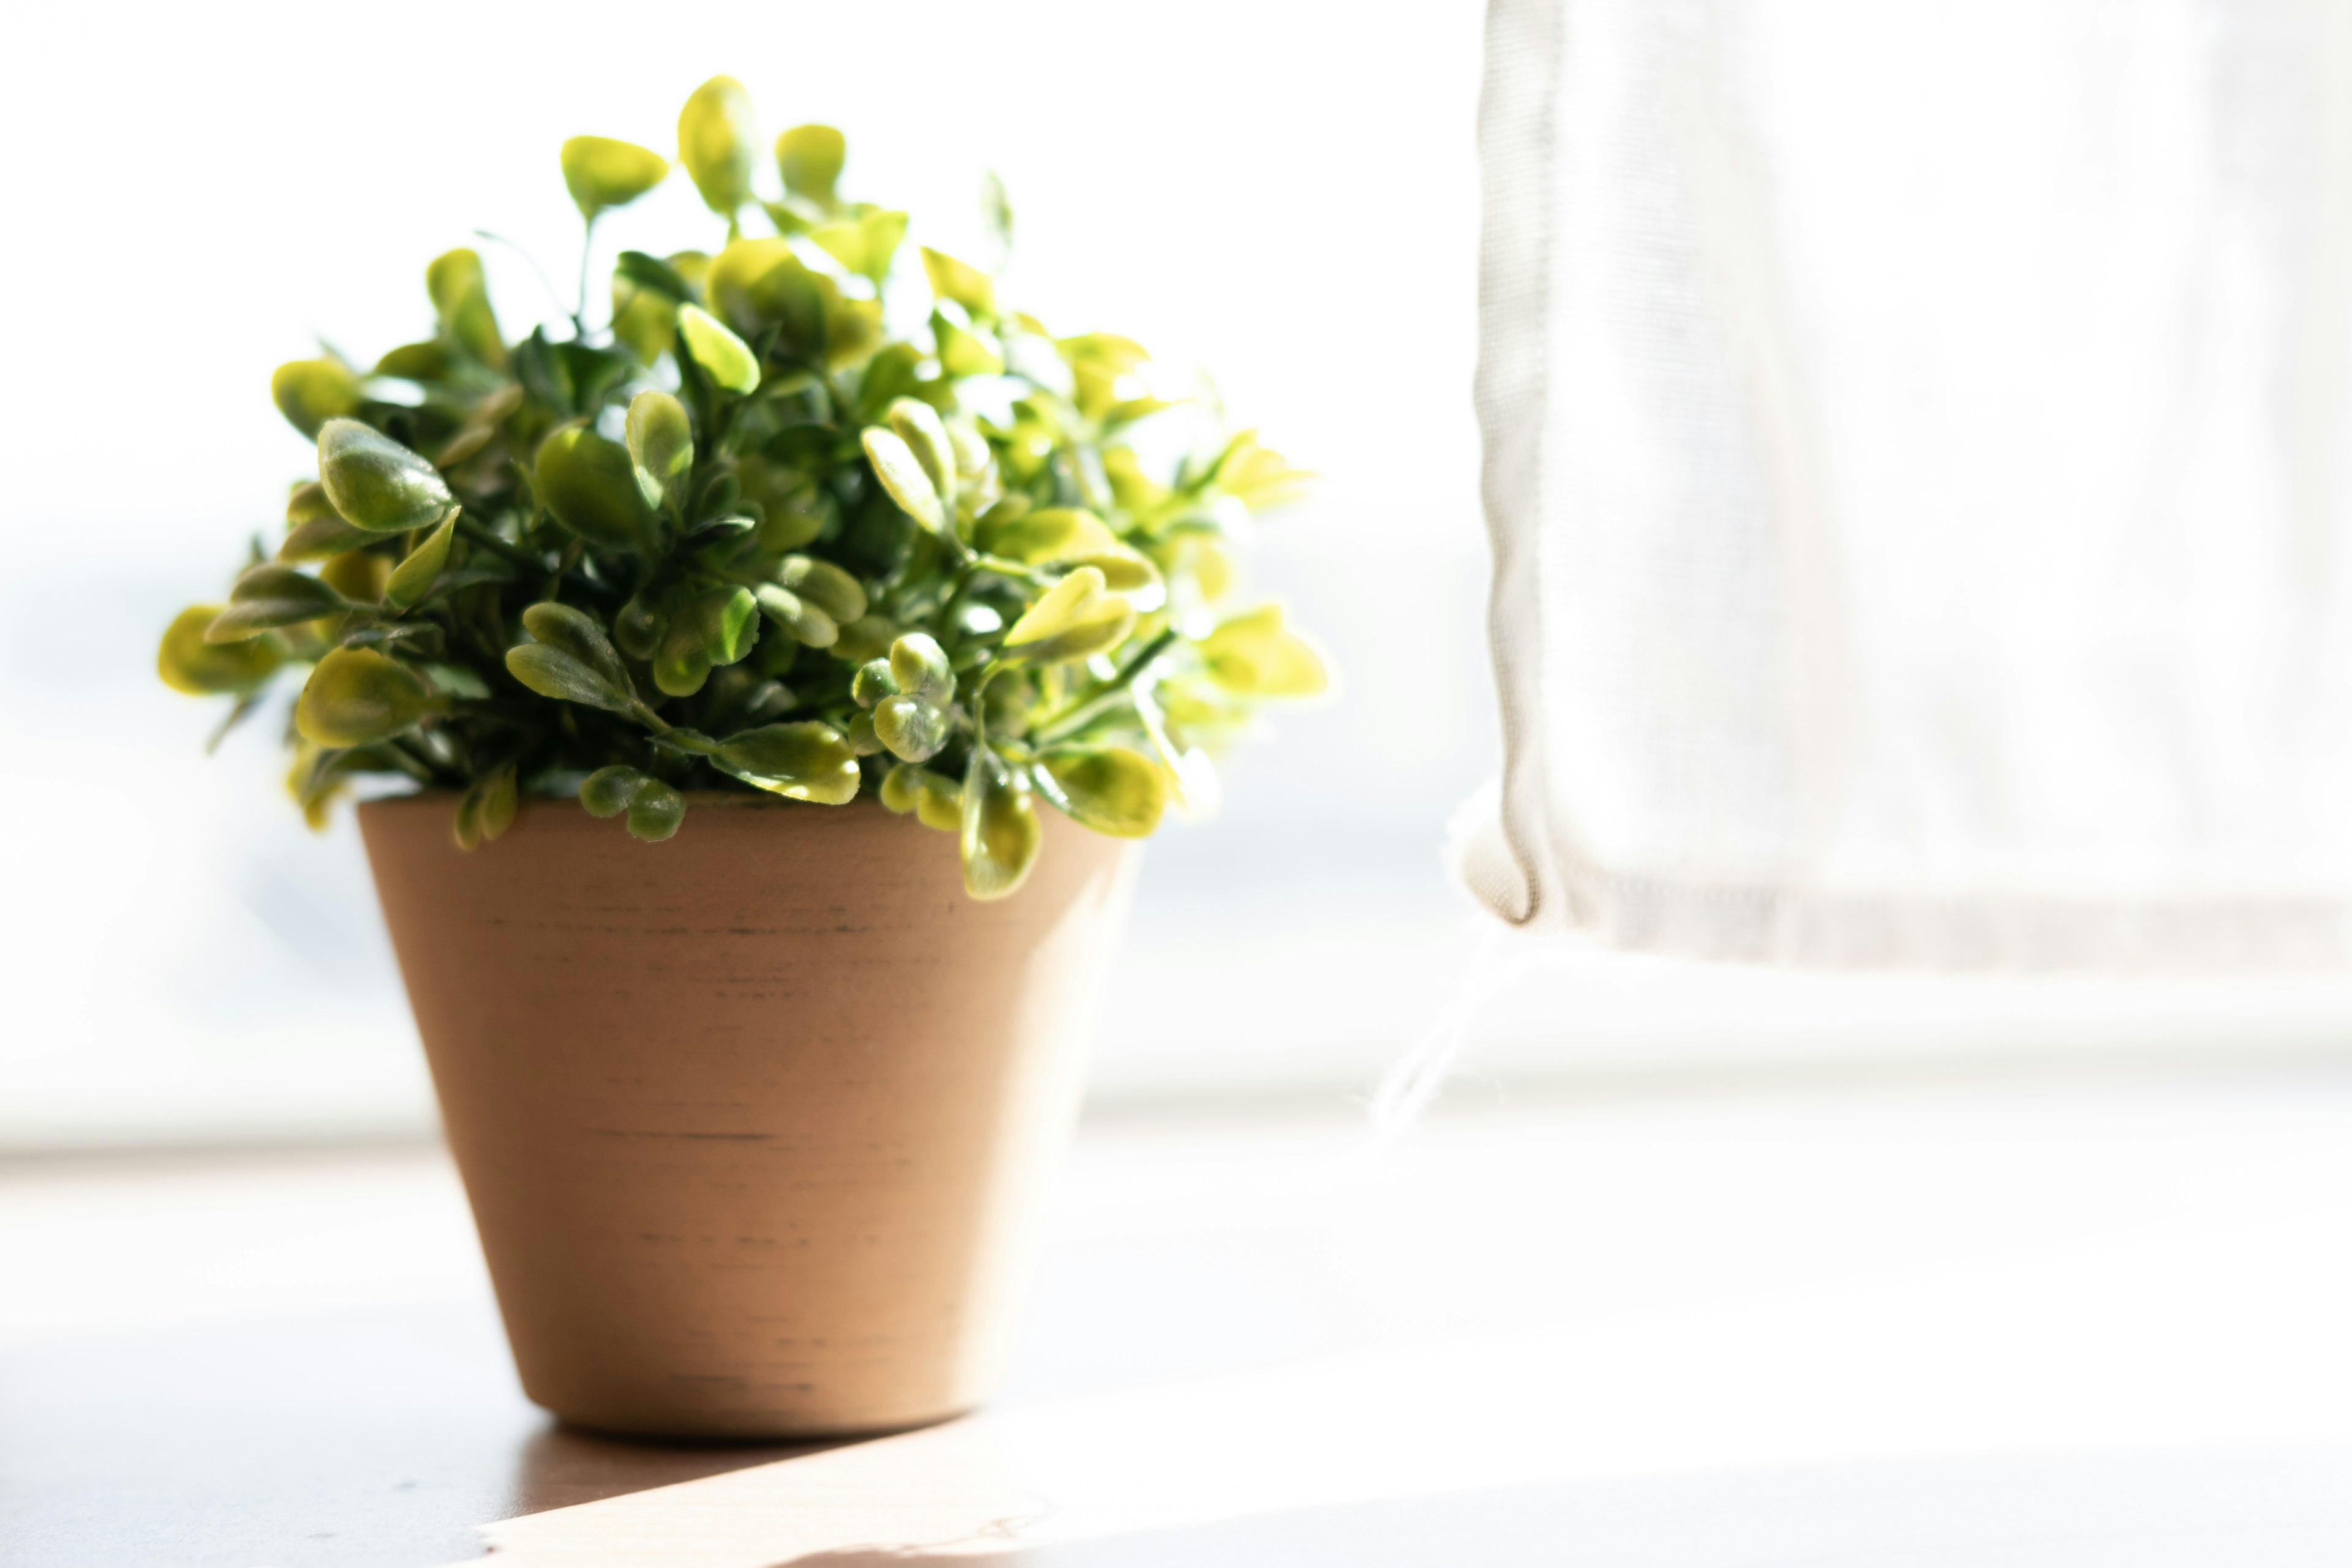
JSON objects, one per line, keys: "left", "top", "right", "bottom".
{"left": 576, "top": 214, "right": 597, "bottom": 333}
{"left": 1030, "top": 627, "right": 1178, "bottom": 745}
{"left": 455, "top": 514, "right": 540, "bottom": 569}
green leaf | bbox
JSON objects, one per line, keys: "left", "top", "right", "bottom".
{"left": 615, "top": 249, "right": 694, "bottom": 301}
{"left": 511, "top": 328, "right": 635, "bottom": 420}
{"left": 873, "top": 695, "right": 949, "bottom": 763}
{"left": 777, "top": 124, "right": 845, "bottom": 205}
{"left": 624, "top": 390, "right": 694, "bottom": 515}
{"left": 1210, "top": 429, "right": 1314, "bottom": 512}
{"left": 320, "top": 549, "right": 389, "bottom": 605}
{"left": 372, "top": 340, "right": 450, "bottom": 382}
{"left": 921, "top": 247, "right": 996, "bottom": 319}
{"left": 881, "top": 762, "right": 962, "bottom": 831}
{"left": 776, "top": 554, "right": 869, "bottom": 627}
{"left": 1001, "top": 566, "right": 1135, "bottom": 665}
{"left": 676, "top": 304, "right": 760, "bottom": 394}
{"left": 961, "top": 745, "right": 1041, "bottom": 899}
{"left": 534, "top": 424, "right": 660, "bottom": 552}
{"left": 1036, "top": 747, "right": 1165, "bottom": 837}
{"left": 933, "top": 314, "right": 1003, "bottom": 377}
{"left": 579, "top": 765, "right": 685, "bottom": 841}
{"left": 425, "top": 248, "right": 505, "bottom": 369}
{"left": 888, "top": 631, "right": 955, "bottom": 703}
{"left": 1195, "top": 603, "right": 1329, "bottom": 696}
{"left": 561, "top": 135, "right": 669, "bottom": 219}
{"left": 159, "top": 605, "right": 284, "bottom": 695}
{"left": 279, "top": 513, "right": 375, "bottom": 564}
{"left": 811, "top": 209, "right": 907, "bottom": 282}
{"left": 886, "top": 398, "right": 956, "bottom": 508}
{"left": 452, "top": 763, "right": 519, "bottom": 850}
{"left": 505, "top": 601, "right": 637, "bottom": 713}
{"left": 271, "top": 359, "right": 360, "bottom": 439}
{"left": 206, "top": 564, "right": 347, "bottom": 641}
{"left": 296, "top": 646, "right": 434, "bottom": 747}
{"left": 861, "top": 426, "right": 945, "bottom": 534}
{"left": 978, "top": 505, "right": 1118, "bottom": 564}
{"left": 384, "top": 513, "right": 457, "bottom": 608}
{"left": 704, "top": 236, "right": 815, "bottom": 339}
{"left": 851, "top": 657, "right": 899, "bottom": 709}
{"left": 677, "top": 75, "right": 758, "bottom": 216}
{"left": 654, "top": 584, "right": 760, "bottom": 697}
{"left": 317, "top": 419, "right": 454, "bottom": 534}
{"left": 831, "top": 614, "right": 899, "bottom": 664}
{"left": 982, "top": 170, "right": 1014, "bottom": 255}
{"left": 752, "top": 582, "right": 839, "bottom": 648}
{"left": 710, "top": 721, "right": 861, "bottom": 804}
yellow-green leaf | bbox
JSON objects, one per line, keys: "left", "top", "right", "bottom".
{"left": 777, "top": 555, "right": 868, "bottom": 625}
{"left": 320, "top": 550, "right": 389, "bottom": 605}
{"left": 921, "top": 247, "right": 996, "bottom": 318}
{"left": 711, "top": 721, "right": 861, "bottom": 804}
{"left": 873, "top": 695, "right": 949, "bottom": 763}
{"left": 207, "top": 564, "right": 346, "bottom": 641}
{"left": 560, "top": 135, "right": 669, "bottom": 219}
{"left": 678, "top": 75, "right": 758, "bottom": 215}
{"left": 676, "top": 303, "right": 760, "bottom": 394}
{"left": 861, "top": 426, "right": 946, "bottom": 533}
{"left": 372, "top": 340, "right": 450, "bottom": 382}
{"left": 934, "top": 315, "right": 1003, "bottom": 377}
{"left": 535, "top": 425, "right": 659, "bottom": 552}
{"left": 624, "top": 390, "right": 694, "bottom": 513}
{"left": 777, "top": 124, "right": 845, "bottom": 205}
{"left": 1212, "top": 429, "right": 1313, "bottom": 512}
{"left": 580, "top": 765, "right": 684, "bottom": 841}
{"left": 886, "top": 397, "right": 956, "bottom": 508}
{"left": 1038, "top": 747, "right": 1165, "bottom": 838}
{"left": 159, "top": 606, "right": 283, "bottom": 695}
{"left": 426, "top": 248, "right": 506, "bottom": 369}
{"left": 452, "top": 763, "right": 519, "bottom": 850}
{"left": 317, "top": 420, "right": 453, "bottom": 534}
{"left": 384, "top": 513, "right": 456, "bottom": 608}
{"left": 961, "top": 747, "right": 1040, "bottom": 899}
{"left": 1195, "top": 603, "right": 1329, "bottom": 696}
{"left": 752, "top": 583, "right": 838, "bottom": 648}
{"left": 1002, "top": 566, "right": 1134, "bottom": 665}
{"left": 810, "top": 208, "right": 907, "bottom": 282}
{"left": 271, "top": 359, "right": 360, "bottom": 440}
{"left": 296, "top": 646, "right": 434, "bottom": 747}
{"left": 979, "top": 505, "right": 1118, "bottom": 564}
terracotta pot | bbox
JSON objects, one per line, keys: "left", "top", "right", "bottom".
{"left": 358, "top": 793, "right": 1140, "bottom": 1439}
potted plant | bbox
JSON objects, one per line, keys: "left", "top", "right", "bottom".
{"left": 156, "top": 76, "right": 1327, "bottom": 1439}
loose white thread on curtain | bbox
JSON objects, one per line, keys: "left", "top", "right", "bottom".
{"left": 1367, "top": 921, "right": 1544, "bottom": 1139}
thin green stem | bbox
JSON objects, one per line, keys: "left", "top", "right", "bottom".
{"left": 575, "top": 213, "right": 597, "bottom": 334}
{"left": 455, "top": 513, "right": 540, "bottom": 569}
{"left": 1030, "top": 627, "right": 1177, "bottom": 745}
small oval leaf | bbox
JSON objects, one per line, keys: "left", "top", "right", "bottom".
{"left": 318, "top": 419, "right": 453, "bottom": 534}
{"left": 296, "top": 646, "right": 434, "bottom": 747}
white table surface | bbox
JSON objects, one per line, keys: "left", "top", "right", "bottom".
{"left": 7, "top": 1065, "right": 2352, "bottom": 1564}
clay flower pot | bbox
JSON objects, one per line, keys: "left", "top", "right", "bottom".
{"left": 358, "top": 793, "right": 1140, "bottom": 1439}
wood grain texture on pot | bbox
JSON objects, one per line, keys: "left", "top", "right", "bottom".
{"left": 359, "top": 794, "right": 1140, "bottom": 1440}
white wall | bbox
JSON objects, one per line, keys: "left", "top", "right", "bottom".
{"left": 0, "top": 0, "right": 1506, "bottom": 1147}
{"left": 11, "top": 1, "right": 2352, "bottom": 1150}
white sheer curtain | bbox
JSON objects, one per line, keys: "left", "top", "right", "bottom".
{"left": 1460, "top": 0, "right": 2352, "bottom": 968}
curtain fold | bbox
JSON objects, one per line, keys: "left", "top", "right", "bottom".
{"left": 1460, "top": 0, "right": 2352, "bottom": 968}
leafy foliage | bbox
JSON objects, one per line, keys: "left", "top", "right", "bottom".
{"left": 161, "top": 77, "right": 1329, "bottom": 899}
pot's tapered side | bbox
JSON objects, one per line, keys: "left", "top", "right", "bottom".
{"left": 359, "top": 793, "right": 1140, "bottom": 1439}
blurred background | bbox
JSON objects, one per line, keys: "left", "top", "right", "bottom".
{"left": 10, "top": 0, "right": 2352, "bottom": 1156}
